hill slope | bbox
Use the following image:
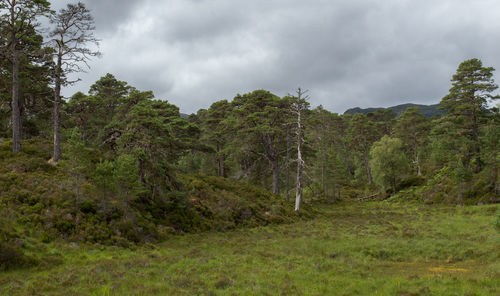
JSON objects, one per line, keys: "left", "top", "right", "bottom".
{"left": 344, "top": 103, "right": 444, "bottom": 117}
{"left": 0, "top": 139, "right": 311, "bottom": 269}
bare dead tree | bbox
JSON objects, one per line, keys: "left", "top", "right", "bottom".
{"left": 291, "top": 88, "right": 309, "bottom": 213}
{"left": 49, "top": 2, "right": 100, "bottom": 162}
{"left": 0, "top": 0, "right": 51, "bottom": 154}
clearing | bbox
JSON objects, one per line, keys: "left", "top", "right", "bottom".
{"left": 0, "top": 202, "right": 499, "bottom": 295}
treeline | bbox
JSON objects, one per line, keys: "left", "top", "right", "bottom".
{"left": 61, "top": 60, "right": 498, "bottom": 205}
{"left": 2, "top": 66, "right": 499, "bottom": 206}
{"left": 0, "top": 0, "right": 499, "bottom": 211}
{"left": 183, "top": 60, "right": 499, "bottom": 204}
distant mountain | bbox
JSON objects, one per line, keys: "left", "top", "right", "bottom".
{"left": 344, "top": 103, "right": 445, "bottom": 118}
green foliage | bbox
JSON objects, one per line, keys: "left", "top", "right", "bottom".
{"left": 0, "top": 215, "right": 33, "bottom": 271}
{"left": 370, "top": 136, "right": 409, "bottom": 193}
{"left": 114, "top": 154, "right": 145, "bottom": 210}
{"left": 0, "top": 138, "right": 308, "bottom": 248}
{"left": 0, "top": 241, "right": 32, "bottom": 271}
{"left": 94, "top": 160, "right": 116, "bottom": 196}
{"left": 79, "top": 199, "right": 96, "bottom": 214}
{"left": 395, "top": 107, "right": 430, "bottom": 175}
{"left": 347, "top": 113, "right": 385, "bottom": 185}
{"left": 0, "top": 22, "right": 54, "bottom": 139}
{"left": 231, "top": 90, "right": 293, "bottom": 194}
{"left": 64, "top": 92, "right": 103, "bottom": 143}
{"left": 439, "top": 58, "right": 499, "bottom": 172}
{"left": 307, "top": 106, "right": 351, "bottom": 199}
{"left": 181, "top": 174, "right": 313, "bottom": 230}
{"left": 103, "top": 97, "right": 200, "bottom": 193}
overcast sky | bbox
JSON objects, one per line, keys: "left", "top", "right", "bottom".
{"left": 50, "top": 0, "right": 500, "bottom": 114}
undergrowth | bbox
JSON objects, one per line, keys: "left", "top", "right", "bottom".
{"left": 0, "top": 139, "right": 310, "bottom": 270}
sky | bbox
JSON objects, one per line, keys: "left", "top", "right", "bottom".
{"left": 50, "top": 0, "right": 500, "bottom": 114}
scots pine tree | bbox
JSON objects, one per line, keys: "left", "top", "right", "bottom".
{"left": 440, "top": 58, "right": 499, "bottom": 172}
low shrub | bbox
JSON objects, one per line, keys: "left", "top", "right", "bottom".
{"left": 0, "top": 241, "right": 31, "bottom": 270}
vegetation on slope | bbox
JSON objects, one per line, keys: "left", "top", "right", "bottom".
{"left": 0, "top": 138, "right": 310, "bottom": 270}
{"left": 344, "top": 103, "right": 445, "bottom": 118}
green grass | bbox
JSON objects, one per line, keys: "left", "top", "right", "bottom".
{"left": 0, "top": 201, "right": 499, "bottom": 295}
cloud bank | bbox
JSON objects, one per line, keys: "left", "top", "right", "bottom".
{"left": 52, "top": 0, "right": 500, "bottom": 113}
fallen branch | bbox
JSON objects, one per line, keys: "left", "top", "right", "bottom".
{"left": 357, "top": 194, "right": 378, "bottom": 201}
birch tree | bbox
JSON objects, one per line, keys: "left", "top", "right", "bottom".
{"left": 370, "top": 136, "right": 409, "bottom": 194}
{"left": 49, "top": 2, "right": 100, "bottom": 162}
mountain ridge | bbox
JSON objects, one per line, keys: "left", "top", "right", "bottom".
{"left": 344, "top": 103, "right": 444, "bottom": 117}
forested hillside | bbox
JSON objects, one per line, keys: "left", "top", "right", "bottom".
{"left": 0, "top": 0, "right": 499, "bottom": 284}
{"left": 344, "top": 103, "right": 445, "bottom": 118}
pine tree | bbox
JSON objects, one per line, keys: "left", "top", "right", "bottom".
{"left": 232, "top": 90, "right": 291, "bottom": 194}
{"left": 205, "top": 100, "right": 232, "bottom": 177}
{"left": 0, "top": 0, "right": 51, "bottom": 153}
{"left": 347, "top": 114, "right": 377, "bottom": 184}
{"left": 395, "top": 107, "right": 430, "bottom": 176}
{"left": 440, "top": 58, "right": 500, "bottom": 172}
{"left": 49, "top": 1, "right": 100, "bottom": 162}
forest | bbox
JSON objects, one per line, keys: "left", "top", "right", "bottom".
{"left": 0, "top": 1, "right": 499, "bottom": 295}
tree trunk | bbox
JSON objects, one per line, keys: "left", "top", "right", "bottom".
{"left": 11, "top": 21, "right": 21, "bottom": 154}
{"left": 295, "top": 138, "right": 303, "bottom": 212}
{"left": 138, "top": 160, "right": 146, "bottom": 184}
{"left": 53, "top": 50, "right": 63, "bottom": 162}
{"left": 295, "top": 102, "right": 303, "bottom": 213}
{"left": 413, "top": 136, "right": 421, "bottom": 176}
{"left": 494, "top": 163, "right": 499, "bottom": 198}
{"left": 216, "top": 143, "right": 223, "bottom": 177}
{"left": 272, "top": 158, "right": 280, "bottom": 195}
{"left": 285, "top": 127, "right": 291, "bottom": 202}
{"left": 416, "top": 154, "right": 422, "bottom": 176}
{"left": 221, "top": 156, "right": 225, "bottom": 178}
{"left": 123, "top": 196, "right": 129, "bottom": 222}
{"left": 81, "top": 120, "right": 88, "bottom": 143}
{"left": 363, "top": 139, "right": 373, "bottom": 185}
{"left": 321, "top": 153, "right": 325, "bottom": 197}
{"left": 471, "top": 113, "right": 482, "bottom": 172}
{"left": 263, "top": 167, "right": 268, "bottom": 190}
{"left": 75, "top": 174, "right": 81, "bottom": 203}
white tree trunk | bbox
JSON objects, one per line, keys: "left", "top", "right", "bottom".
{"left": 295, "top": 88, "right": 306, "bottom": 213}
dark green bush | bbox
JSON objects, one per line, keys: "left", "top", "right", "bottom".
{"left": 79, "top": 200, "right": 97, "bottom": 214}
{"left": 0, "top": 241, "right": 30, "bottom": 271}
{"left": 399, "top": 175, "right": 426, "bottom": 189}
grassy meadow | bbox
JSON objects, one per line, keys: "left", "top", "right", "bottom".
{"left": 0, "top": 201, "right": 499, "bottom": 296}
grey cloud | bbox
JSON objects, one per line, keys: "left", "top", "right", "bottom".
{"left": 58, "top": 0, "right": 500, "bottom": 114}
{"left": 51, "top": 0, "right": 139, "bottom": 34}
